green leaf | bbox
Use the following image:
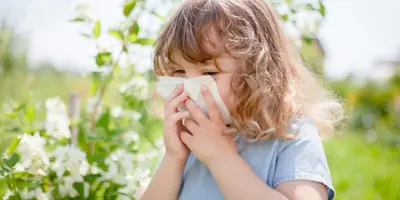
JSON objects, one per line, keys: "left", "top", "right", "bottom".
{"left": 129, "top": 22, "right": 140, "bottom": 36}
{"left": 303, "top": 36, "right": 313, "bottom": 44}
{"left": 70, "top": 17, "right": 85, "bottom": 22}
{"left": 9, "top": 154, "right": 19, "bottom": 168}
{"left": 151, "top": 11, "right": 166, "bottom": 22}
{"left": 73, "top": 182, "right": 85, "bottom": 198}
{"left": 123, "top": 1, "right": 136, "bottom": 17}
{"left": 136, "top": 38, "right": 156, "bottom": 45}
{"left": 319, "top": 2, "right": 326, "bottom": 17}
{"left": 13, "top": 172, "right": 34, "bottom": 179}
{"left": 127, "top": 34, "right": 137, "bottom": 43}
{"left": 95, "top": 52, "right": 112, "bottom": 66}
{"left": 25, "top": 105, "right": 36, "bottom": 121}
{"left": 80, "top": 33, "right": 91, "bottom": 38}
{"left": 7, "top": 136, "right": 22, "bottom": 155}
{"left": 108, "top": 29, "right": 123, "bottom": 40}
{"left": 90, "top": 72, "right": 101, "bottom": 95}
{"left": 84, "top": 174, "right": 101, "bottom": 184}
{"left": 281, "top": 14, "right": 289, "bottom": 21}
{"left": 96, "top": 109, "right": 110, "bottom": 132}
{"left": 93, "top": 20, "right": 101, "bottom": 38}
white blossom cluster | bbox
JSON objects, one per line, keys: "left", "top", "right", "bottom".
{"left": 3, "top": 97, "right": 157, "bottom": 199}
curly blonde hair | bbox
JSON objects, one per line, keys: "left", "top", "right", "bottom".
{"left": 153, "top": 0, "right": 343, "bottom": 141}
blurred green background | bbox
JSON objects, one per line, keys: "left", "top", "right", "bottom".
{"left": 1, "top": 0, "right": 399, "bottom": 199}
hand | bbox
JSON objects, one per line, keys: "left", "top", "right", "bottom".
{"left": 180, "top": 86, "right": 237, "bottom": 166}
{"left": 162, "top": 84, "right": 191, "bottom": 162}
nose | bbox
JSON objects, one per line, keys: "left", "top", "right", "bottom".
{"left": 185, "top": 71, "right": 202, "bottom": 79}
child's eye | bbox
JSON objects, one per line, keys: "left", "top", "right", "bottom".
{"left": 203, "top": 72, "right": 219, "bottom": 76}
{"left": 173, "top": 70, "right": 185, "bottom": 74}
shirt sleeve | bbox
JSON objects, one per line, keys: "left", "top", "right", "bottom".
{"left": 272, "top": 119, "right": 335, "bottom": 200}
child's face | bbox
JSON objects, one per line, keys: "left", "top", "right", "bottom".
{"left": 169, "top": 50, "right": 240, "bottom": 113}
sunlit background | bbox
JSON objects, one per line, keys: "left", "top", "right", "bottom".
{"left": 0, "top": 0, "right": 399, "bottom": 199}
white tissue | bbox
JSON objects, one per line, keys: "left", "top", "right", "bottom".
{"left": 156, "top": 75, "right": 232, "bottom": 124}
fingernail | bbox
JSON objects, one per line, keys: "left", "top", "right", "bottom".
{"left": 201, "top": 86, "right": 208, "bottom": 92}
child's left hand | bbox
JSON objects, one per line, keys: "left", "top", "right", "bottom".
{"left": 179, "top": 86, "right": 238, "bottom": 167}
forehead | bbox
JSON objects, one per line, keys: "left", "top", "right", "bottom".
{"left": 169, "top": 27, "right": 228, "bottom": 65}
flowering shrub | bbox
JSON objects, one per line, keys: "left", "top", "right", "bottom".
{"left": 0, "top": 96, "right": 163, "bottom": 199}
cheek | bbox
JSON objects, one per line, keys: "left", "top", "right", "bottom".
{"left": 215, "top": 75, "right": 235, "bottom": 112}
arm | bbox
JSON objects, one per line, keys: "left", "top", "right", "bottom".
{"left": 208, "top": 154, "right": 327, "bottom": 200}
{"left": 140, "top": 155, "right": 186, "bottom": 200}
{"left": 208, "top": 154, "right": 289, "bottom": 200}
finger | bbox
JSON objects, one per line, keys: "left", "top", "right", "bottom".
{"left": 201, "top": 86, "right": 224, "bottom": 123}
{"left": 165, "top": 91, "right": 189, "bottom": 116}
{"left": 166, "top": 111, "right": 190, "bottom": 123}
{"left": 180, "top": 131, "right": 193, "bottom": 147}
{"left": 185, "top": 99, "right": 209, "bottom": 125}
{"left": 184, "top": 118, "right": 200, "bottom": 134}
{"left": 166, "top": 84, "right": 184, "bottom": 103}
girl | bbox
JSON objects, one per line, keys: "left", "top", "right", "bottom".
{"left": 142, "top": 0, "right": 343, "bottom": 200}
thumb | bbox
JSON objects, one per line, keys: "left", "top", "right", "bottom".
{"left": 180, "top": 131, "right": 193, "bottom": 147}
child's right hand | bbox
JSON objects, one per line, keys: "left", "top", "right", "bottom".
{"left": 162, "top": 84, "right": 191, "bottom": 161}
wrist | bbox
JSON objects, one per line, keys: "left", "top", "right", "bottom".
{"left": 206, "top": 152, "right": 241, "bottom": 169}
{"left": 164, "top": 153, "right": 189, "bottom": 166}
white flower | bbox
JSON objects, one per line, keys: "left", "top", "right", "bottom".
{"left": 121, "top": 131, "right": 140, "bottom": 145}
{"left": 59, "top": 176, "right": 79, "bottom": 198}
{"left": 20, "top": 187, "right": 35, "bottom": 199}
{"left": 45, "top": 97, "right": 71, "bottom": 139}
{"left": 20, "top": 187, "right": 51, "bottom": 200}
{"left": 75, "top": 1, "right": 96, "bottom": 22}
{"left": 111, "top": 106, "right": 124, "bottom": 117}
{"left": 51, "top": 145, "right": 88, "bottom": 181}
{"left": 117, "top": 181, "right": 137, "bottom": 200}
{"left": 119, "top": 76, "right": 149, "bottom": 99}
{"left": 126, "top": 110, "right": 142, "bottom": 121}
{"left": 2, "top": 190, "right": 13, "bottom": 200}
{"left": 16, "top": 133, "right": 49, "bottom": 174}
{"left": 101, "top": 149, "right": 135, "bottom": 184}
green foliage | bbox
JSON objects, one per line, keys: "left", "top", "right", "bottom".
{"left": 325, "top": 133, "right": 400, "bottom": 200}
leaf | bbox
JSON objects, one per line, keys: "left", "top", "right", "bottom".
{"left": 80, "top": 33, "right": 91, "bottom": 38}
{"left": 108, "top": 29, "right": 123, "bottom": 40}
{"left": 13, "top": 172, "right": 34, "bottom": 179}
{"left": 70, "top": 17, "right": 85, "bottom": 22}
{"left": 96, "top": 109, "right": 110, "bottom": 132}
{"left": 319, "top": 2, "right": 326, "bottom": 17}
{"left": 90, "top": 72, "right": 102, "bottom": 95}
{"left": 93, "top": 20, "right": 101, "bottom": 38}
{"left": 281, "top": 14, "right": 289, "bottom": 21}
{"left": 136, "top": 38, "right": 156, "bottom": 45}
{"left": 25, "top": 105, "right": 36, "bottom": 121}
{"left": 84, "top": 174, "right": 101, "bottom": 184}
{"left": 7, "top": 136, "right": 22, "bottom": 155}
{"left": 73, "top": 182, "right": 85, "bottom": 198}
{"left": 95, "top": 52, "right": 112, "bottom": 66}
{"left": 127, "top": 34, "right": 137, "bottom": 43}
{"left": 151, "top": 11, "right": 165, "bottom": 21}
{"left": 303, "top": 36, "right": 313, "bottom": 44}
{"left": 9, "top": 153, "right": 19, "bottom": 168}
{"left": 129, "top": 22, "right": 140, "bottom": 36}
{"left": 123, "top": 1, "right": 136, "bottom": 17}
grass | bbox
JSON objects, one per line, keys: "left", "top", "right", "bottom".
{"left": 324, "top": 133, "right": 400, "bottom": 200}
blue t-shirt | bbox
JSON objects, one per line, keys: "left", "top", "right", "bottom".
{"left": 178, "top": 117, "right": 335, "bottom": 200}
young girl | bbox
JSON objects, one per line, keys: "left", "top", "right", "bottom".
{"left": 142, "top": 0, "right": 343, "bottom": 200}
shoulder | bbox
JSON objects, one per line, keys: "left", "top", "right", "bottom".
{"left": 273, "top": 117, "right": 335, "bottom": 200}
{"left": 277, "top": 116, "right": 321, "bottom": 153}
